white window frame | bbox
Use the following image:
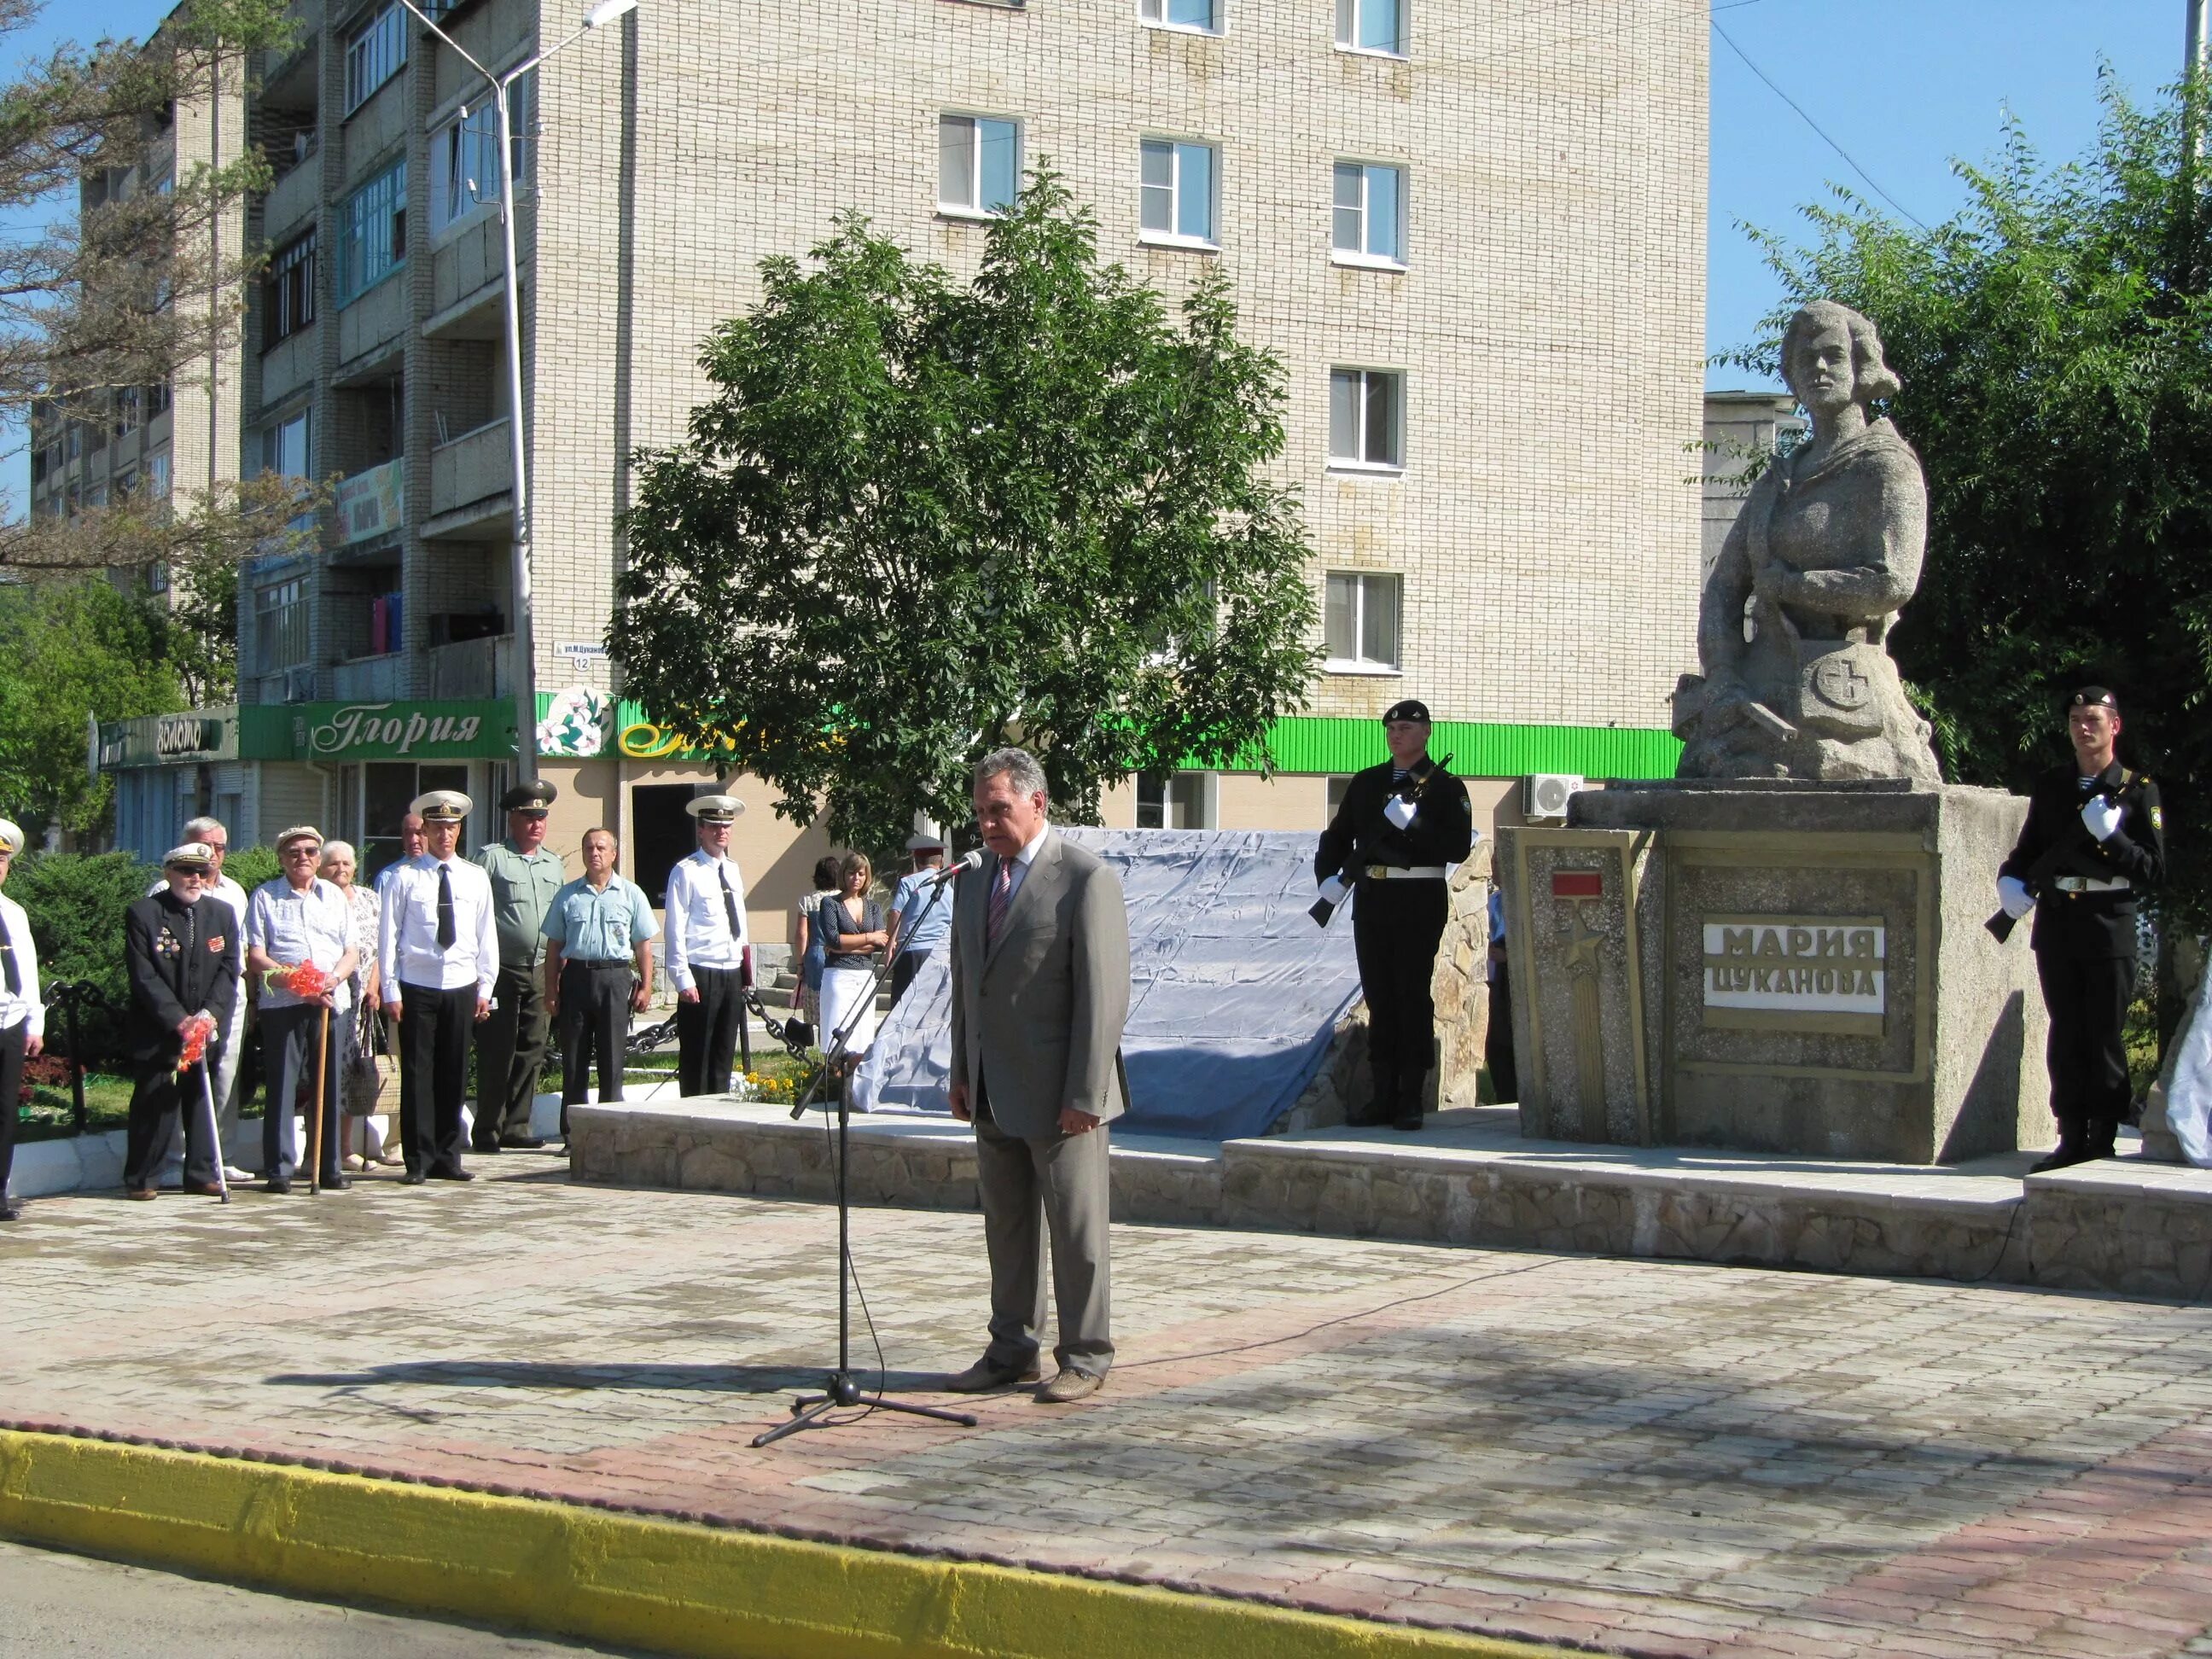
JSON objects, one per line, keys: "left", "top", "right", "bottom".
{"left": 257, "top": 576, "right": 311, "bottom": 673}
{"left": 1140, "top": 0, "right": 1222, "bottom": 36}
{"left": 261, "top": 410, "right": 311, "bottom": 480}
{"left": 337, "top": 160, "right": 407, "bottom": 304}
{"left": 1331, "top": 160, "right": 1406, "bottom": 270}
{"left": 1138, "top": 137, "right": 1219, "bottom": 250}
{"left": 1323, "top": 571, "right": 1403, "bottom": 675}
{"left": 344, "top": 2, "right": 408, "bottom": 116}
{"left": 1335, "top": 0, "right": 1406, "bottom": 58}
{"left": 428, "top": 76, "right": 532, "bottom": 237}
{"left": 1328, "top": 366, "right": 1405, "bottom": 473}
{"left": 1135, "top": 770, "right": 1216, "bottom": 829}
{"left": 937, "top": 113, "right": 1022, "bottom": 219}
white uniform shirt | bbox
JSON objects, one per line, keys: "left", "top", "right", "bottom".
{"left": 662, "top": 849, "right": 748, "bottom": 993}
{"left": 376, "top": 854, "right": 498, "bottom": 1002}
{"left": 0, "top": 888, "right": 44, "bottom": 1039}
{"left": 247, "top": 876, "right": 355, "bottom": 1014}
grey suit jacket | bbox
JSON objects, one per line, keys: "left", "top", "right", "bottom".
{"left": 946, "top": 829, "right": 1131, "bottom": 1138}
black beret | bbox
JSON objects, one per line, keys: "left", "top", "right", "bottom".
{"left": 1382, "top": 700, "right": 1433, "bottom": 725}
{"left": 500, "top": 780, "right": 559, "bottom": 812}
{"left": 2069, "top": 687, "right": 2119, "bottom": 714}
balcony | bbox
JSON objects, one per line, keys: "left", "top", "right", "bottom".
{"left": 428, "top": 635, "right": 512, "bottom": 699}
{"left": 330, "top": 652, "right": 404, "bottom": 700}
{"left": 425, "top": 418, "right": 513, "bottom": 540}
{"left": 263, "top": 151, "right": 319, "bottom": 242}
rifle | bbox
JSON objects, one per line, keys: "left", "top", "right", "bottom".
{"left": 1986, "top": 772, "right": 2133, "bottom": 943}
{"left": 1310, "top": 754, "right": 1456, "bottom": 928}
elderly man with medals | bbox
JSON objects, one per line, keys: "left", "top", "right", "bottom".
{"left": 121, "top": 844, "right": 242, "bottom": 1200}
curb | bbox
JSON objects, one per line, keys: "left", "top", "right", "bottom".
{"left": 0, "top": 1429, "right": 1579, "bottom": 1659}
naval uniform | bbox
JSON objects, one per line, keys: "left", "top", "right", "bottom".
{"left": 1316, "top": 757, "right": 1475, "bottom": 1126}
{"left": 378, "top": 854, "right": 498, "bottom": 1177}
{"left": 1999, "top": 760, "right": 2165, "bottom": 1157}
{"left": 121, "top": 891, "right": 242, "bottom": 1192}
{"left": 664, "top": 849, "right": 750, "bottom": 1096}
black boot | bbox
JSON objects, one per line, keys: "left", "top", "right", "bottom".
{"left": 2086, "top": 1116, "right": 2120, "bottom": 1159}
{"left": 2029, "top": 1114, "right": 2090, "bottom": 1173}
{"left": 1355, "top": 1067, "right": 1396, "bottom": 1129}
{"left": 1393, "top": 1068, "right": 1429, "bottom": 1132}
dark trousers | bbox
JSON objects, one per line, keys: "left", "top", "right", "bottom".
{"left": 1486, "top": 959, "right": 1518, "bottom": 1103}
{"left": 474, "top": 963, "right": 547, "bottom": 1146}
{"left": 1353, "top": 877, "right": 1450, "bottom": 1117}
{"left": 397, "top": 982, "right": 475, "bottom": 1176}
{"left": 0, "top": 1022, "right": 23, "bottom": 1198}
{"left": 259, "top": 1002, "right": 346, "bottom": 1183}
{"left": 678, "top": 966, "right": 743, "bottom": 1097}
{"left": 890, "top": 951, "right": 925, "bottom": 1006}
{"left": 560, "top": 960, "right": 632, "bottom": 1110}
{"left": 124, "top": 1055, "right": 221, "bottom": 1190}
{"left": 2037, "top": 950, "right": 2134, "bottom": 1155}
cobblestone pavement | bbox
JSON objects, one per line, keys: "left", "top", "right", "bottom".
{"left": 6, "top": 1161, "right": 2212, "bottom": 1657}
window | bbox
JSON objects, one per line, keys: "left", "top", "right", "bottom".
{"left": 1336, "top": 0, "right": 1404, "bottom": 55}
{"left": 1329, "top": 367, "right": 1403, "bottom": 469}
{"left": 1141, "top": 0, "right": 1220, "bottom": 32}
{"left": 148, "top": 382, "right": 171, "bottom": 417}
{"left": 114, "top": 387, "right": 143, "bottom": 435}
{"left": 147, "top": 451, "right": 172, "bottom": 498}
{"left": 938, "top": 114, "right": 1020, "bottom": 217}
{"left": 262, "top": 410, "right": 311, "bottom": 479}
{"left": 263, "top": 230, "right": 316, "bottom": 346}
{"left": 1136, "top": 771, "right": 1212, "bottom": 829}
{"left": 1139, "top": 138, "right": 1216, "bottom": 246}
{"left": 345, "top": 3, "right": 407, "bottom": 114}
{"left": 337, "top": 160, "right": 406, "bottom": 303}
{"left": 1324, "top": 571, "right": 1401, "bottom": 671}
{"left": 1332, "top": 161, "right": 1404, "bottom": 265}
{"left": 429, "top": 84, "right": 531, "bottom": 234}
{"left": 258, "top": 578, "right": 310, "bottom": 672}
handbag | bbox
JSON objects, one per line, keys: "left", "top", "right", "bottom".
{"left": 341, "top": 1002, "right": 390, "bottom": 1115}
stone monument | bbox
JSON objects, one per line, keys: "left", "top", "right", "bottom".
{"left": 1498, "top": 302, "right": 2048, "bottom": 1164}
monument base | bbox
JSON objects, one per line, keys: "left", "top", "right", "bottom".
{"left": 1498, "top": 780, "right": 2048, "bottom": 1165}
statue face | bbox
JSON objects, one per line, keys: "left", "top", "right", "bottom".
{"left": 1788, "top": 319, "right": 1858, "bottom": 415}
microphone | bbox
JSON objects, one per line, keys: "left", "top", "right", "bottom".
{"left": 928, "top": 849, "right": 984, "bottom": 888}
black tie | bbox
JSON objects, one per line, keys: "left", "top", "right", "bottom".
{"left": 182, "top": 902, "right": 197, "bottom": 960}
{"left": 0, "top": 909, "right": 16, "bottom": 996}
{"left": 719, "top": 864, "right": 742, "bottom": 940}
{"left": 436, "top": 864, "right": 457, "bottom": 949}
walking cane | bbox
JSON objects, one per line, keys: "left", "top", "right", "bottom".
{"left": 308, "top": 1004, "right": 330, "bottom": 1196}
{"left": 197, "top": 1057, "right": 230, "bottom": 1205}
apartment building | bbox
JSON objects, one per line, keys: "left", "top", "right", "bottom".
{"left": 82, "top": 0, "right": 1709, "bottom": 938}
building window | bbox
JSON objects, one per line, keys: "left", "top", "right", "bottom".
{"left": 1139, "top": 137, "right": 1217, "bottom": 247}
{"left": 147, "top": 451, "right": 172, "bottom": 498}
{"left": 1329, "top": 367, "right": 1403, "bottom": 470}
{"left": 1141, "top": 0, "right": 1220, "bottom": 32}
{"left": 258, "top": 578, "right": 310, "bottom": 671}
{"left": 337, "top": 160, "right": 406, "bottom": 303}
{"left": 429, "top": 84, "right": 531, "bottom": 234}
{"left": 1326, "top": 775, "right": 1354, "bottom": 818}
{"left": 1136, "top": 771, "right": 1212, "bottom": 829}
{"left": 1324, "top": 571, "right": 1401, "bottom": 672}
{"left": 938, "top": 114, "right": 1020, "bottom": 217}
{"left": 1332, "top": 161, "right": 1404, "bottom": 265}
{"left": 114, "top": 387, "right": 143, "bottom": 435}
{"left": 344, "top": 3, "right": 407, "bottom": 115}
{"left": 1336, "top": 0, "right": 1405, "bottom": 55}
{"left": 261, "top": 410, "right": 311, "bottom": 479}
{"left": 263, "top": 230, "right": 316, "bottom": 347}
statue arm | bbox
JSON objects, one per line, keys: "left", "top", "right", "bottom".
{"left": 1697, "top": 501, "right": 1755, "bottom": 679}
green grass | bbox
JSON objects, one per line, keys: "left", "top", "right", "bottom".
{"left": 19, "top": 1073, "right": 134, "bottom": 1142}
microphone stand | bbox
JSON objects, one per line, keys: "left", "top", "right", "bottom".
{"left": 754, "top": 866, "right": 975, "bottom": 1447}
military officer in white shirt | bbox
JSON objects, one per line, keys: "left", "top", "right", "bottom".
{"left": 376, "top": 790, "right": 498, "bottom": 1183}
{"left": 148, "top": 815, "right": 252, "bottom": 1179}
{"left": 663, "top": 795, "right": 750, "bottom": 1096}
{"left": 0, "top": 818, "right": 44, "bottom": 1220}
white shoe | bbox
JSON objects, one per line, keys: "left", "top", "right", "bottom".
{"left": 223, "top": 1165, "right": 253, "bottom": 1184}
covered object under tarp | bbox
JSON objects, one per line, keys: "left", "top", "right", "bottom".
{"left": 851, "top": 829, "right": 1363, "bottom": 1140}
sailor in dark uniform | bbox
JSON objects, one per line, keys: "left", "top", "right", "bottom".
{"left": 121, "top": 843, "right": 243, "bottom": 1198}
{"left": 1996, "top": 687, "right": 2165, "bottom": 1171}
{"left": 1314, "top": 700, "right": 1476, "bottom": 1131}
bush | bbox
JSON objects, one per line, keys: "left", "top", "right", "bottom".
{"left": 223, "top": 845, "right": 280, "bottom": 894}
{"left": 9, "top": 851, "right": 154, "bottom": 1064}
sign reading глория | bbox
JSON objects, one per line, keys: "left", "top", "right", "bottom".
{"left": 295, "top": 700, "right": 512, "bottom": 760}
{"left": 1701, "top": 914, "right": 1886, "bottom": 1037}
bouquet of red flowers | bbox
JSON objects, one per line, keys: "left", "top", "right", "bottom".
{"left": 271, "top": 963, "right": 335, "bottom": 999}
{"left": 176, "top": 1012, "right": 216, "bottom": 1074}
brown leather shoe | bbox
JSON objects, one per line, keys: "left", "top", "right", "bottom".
{"left": 182, "top": 1181, "right": 226, "bottom": 1197}
{"left": 124, "top": 1188, "right": 157, "bottom": 1202}
{"left": 1035, "top": 1367, "right": 1105, "bottom": 1405}
{"left": 943, "top": 1357, "right": 1043, "bottom": 1394}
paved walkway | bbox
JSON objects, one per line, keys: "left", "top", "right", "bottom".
{"left": 5, "top": 1160, "right": 2212, "bottom": 1657}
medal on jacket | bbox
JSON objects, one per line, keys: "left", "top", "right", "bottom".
{"left": 207, "top": 935, "right": 226, "bottom": 953}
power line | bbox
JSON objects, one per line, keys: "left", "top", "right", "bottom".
{"left": 1714, "top": 18, "right": 1930, "bottom": 230}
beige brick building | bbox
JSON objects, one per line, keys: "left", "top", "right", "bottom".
{"left": 79, "top": 0, "right": 1708, "bottom": 940}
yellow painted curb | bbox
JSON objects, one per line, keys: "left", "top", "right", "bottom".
{"left": 0, "top": 1430, "right": 1576, "bottom": 1659}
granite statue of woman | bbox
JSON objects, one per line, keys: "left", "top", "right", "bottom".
{"left": 1674, "top": 300, "right": 1943, "bottom": 783}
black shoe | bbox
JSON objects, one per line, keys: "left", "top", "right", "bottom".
{"left": 317, "top": 1173, "right": 352, "bottom": 1191}
{"left": 2029, "top": 1144, "right": 2092, "bottom": 1174}
{"left": 0, "top": 1200, "right": 22, "bottom": 1221}
{"left": 1392, "top": 1114, "right": 1423, "bottom": 1133}
{"left": 944, "top": 1357, "right": 1045, "bottom": 1394}
{"left": 263, "top": 1177, "right": 292, "bottom": 1195}
{"left": 399, "top": 1171, "right": 427, "bottom": 1186}
{"left": 427, "top": 1167, "right": 475, "bottom": 1182}
{"left": 471, "top": 1140, "right": 503, "bottom": 1155}
{"left": 499, "top": 1134, "right": 547, "bottom": 1150}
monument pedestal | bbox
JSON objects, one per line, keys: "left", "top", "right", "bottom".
{"left": 1498, "top": 780, "right": 2048, "bottom": 1165}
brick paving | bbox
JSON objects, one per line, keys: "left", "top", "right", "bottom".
{"left": 5, "top": 1159, "right": 2212, "bottom": 1657}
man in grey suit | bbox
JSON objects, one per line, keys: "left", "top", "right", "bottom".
{"left": 945, "top": 748, "right": 1130, "bottom": 1405}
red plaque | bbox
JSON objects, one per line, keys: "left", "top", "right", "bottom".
{"left": 1551, "top": 870, "right": 1603, "bottom": 899}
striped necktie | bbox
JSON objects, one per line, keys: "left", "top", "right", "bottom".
{"left": 987, "top": 859, "right": 1013, "bottom": 947}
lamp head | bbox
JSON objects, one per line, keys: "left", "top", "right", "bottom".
{"left": 583, "top": 0, "right": 636, "bottom": 26}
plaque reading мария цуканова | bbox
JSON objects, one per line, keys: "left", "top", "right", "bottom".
{"left": 1700, "top": 916, "right": 1886, "bottom": 1038}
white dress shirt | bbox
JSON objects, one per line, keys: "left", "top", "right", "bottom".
{"left": 998, "top": 822, "right": 1051, "bottom": 906}
{"left": 662, "top": 849, "right": 748, "bottom": 992}
{"left": 247, "top": 876, "right": 355, "bottom": 1014}
{"left": 376, "top": 853, "right": 498, "bottom": 1002}
{"left": 0, "top": 888, "right": 44, "bottom": 1039}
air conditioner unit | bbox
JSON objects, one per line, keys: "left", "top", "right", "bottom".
{"left": 1524, "top": 773, "right": 1584, "bottom": 822}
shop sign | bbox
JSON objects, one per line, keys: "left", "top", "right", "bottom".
{"left": 335, "top": 457, "right": 405, "bottom": 545}
{"left": 616, "top": 707, "right": 739, "bottom": 762}
{"left": 295, "top": 699, "right": 513, "bottom": 760}
{"left": 95, "top": 706, "right": 242, "bottom": 770}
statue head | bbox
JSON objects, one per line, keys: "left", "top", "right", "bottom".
{"left": 1780, "top": 300, "right": 1901, "bottom": 416}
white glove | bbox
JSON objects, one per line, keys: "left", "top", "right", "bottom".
{"left": 2081, "top": 795, "right": 2124, "bottom": 841}
{"left": 1383, "top": 795, "right": 1417, "bottom": 830}
{"left": 1996, "top": 875, "right": 2034, "bottom": 919}
{"left": 1316, "top": 874, "right": 1349, "bottom": 906}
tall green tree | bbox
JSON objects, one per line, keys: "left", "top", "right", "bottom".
{"left": 1728, "top": 78, "right": 2212, "bottom": 926}
{"left": 612, "top": 173, "right": 1318, "bottom": 852}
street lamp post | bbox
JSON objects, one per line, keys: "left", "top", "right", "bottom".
{"left": 398, "top": 0, "right": 638, "bottom": 783}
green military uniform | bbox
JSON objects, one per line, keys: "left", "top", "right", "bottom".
{"left": 473, "top": 783, "right": 567, "bottom": 1150}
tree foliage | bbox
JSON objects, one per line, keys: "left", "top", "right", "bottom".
{"left": 611, "top": 173, "right": 1318, "bottom": 853}
{"left": 1727, "top": 77, "right": 2212, "bottom": 925}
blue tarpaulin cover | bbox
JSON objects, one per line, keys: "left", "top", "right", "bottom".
{"left": 851, "top": 829, "right": 1364, "bottom": 1140}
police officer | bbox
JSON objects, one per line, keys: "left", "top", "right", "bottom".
{"left": 1996, "top": 687, "right": 2165, "bottom": 1171}
{"left": 1315, "top": 701, "right": 1476, "bottom": 1132}
{"left": 473, "top": 780, "right": 566, "bottom": 1153}
{"left": 664, "top": 795, "right": 750, "bottom": 1096}
{"left": 121, "top": 844, "right": 242, "bottom": 1199}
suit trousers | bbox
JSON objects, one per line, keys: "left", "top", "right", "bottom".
{"left": 677, "top": 966, "right": 743, "bottom": 1097}
{"left": 260, "top": 1001, "right": 346, "bottom": 1184}
{"left": 974, "top": 1096, "right": 1113, "bottom": 1378}
{"left": 560, "top": 960, "right": 632, "bottom": 1109}
{"left": 1353, "top": 877, "right": 1449, "bottom": 1096}
{"left": 396, "top": 982, "right": 475, "bottom": 1176}
{"left": 0, "top": 1022, "right": 23, "bottom": 1198}
{"left": 474, "top": 963, "right": 548, "bottom": 1145}
{"left": 2036, "top": 949, "right": 2134, "bottom": 1152}
{"left": 124, "top": 1057, "right": 220, "bottom": 1190}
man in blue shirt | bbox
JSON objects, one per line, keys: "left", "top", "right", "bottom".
{"left": 543, "top": 827, "right": 660, "bottom": 1128}
{"left": 887, "top": 819, "right": 954, "bottom": 1006}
